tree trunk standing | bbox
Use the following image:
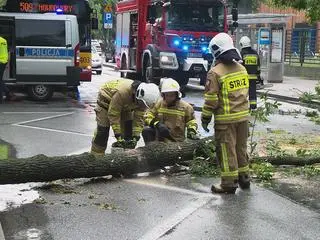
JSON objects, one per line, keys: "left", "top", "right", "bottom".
{"left": 0, "top": 138, "right": 214, "bottom": 185}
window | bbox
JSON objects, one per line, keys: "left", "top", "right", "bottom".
{"left": 166, "top": 3, "right": 224, "bottom": 32}
{"left": 16, "top": 19, "right": 66, "bottom": 46}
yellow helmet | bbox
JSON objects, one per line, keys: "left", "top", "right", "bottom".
{"left": 160, "top": 78, "right": 182, "bottom": 98}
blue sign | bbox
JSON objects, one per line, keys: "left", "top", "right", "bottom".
{"left": 104, "top": 12, "right": 113, "bottom": 29}
{"left": 16, "top": 48, "right": 74, "bottom": 58}
{"left": 259, "top": 29, "right": 271, "bottom": 45}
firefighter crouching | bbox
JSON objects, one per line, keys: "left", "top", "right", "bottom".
{"left": 201, "top": 33, "right": 250, "bottom": 194}
{"left": 239, "top": 36, "right": 262, "bottom": 110}
{"left": 91, "top": 79, "right": 160, "bottom": 156}
{"left": 143, "top": 78, "right": 199, "bottom": 143}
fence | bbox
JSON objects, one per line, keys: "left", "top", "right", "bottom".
{"left": 285, "top": 28, "right": 320, "bottom": 67}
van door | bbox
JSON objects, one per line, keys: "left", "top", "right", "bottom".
{"left": 0, "top": 16, "right": 16, "bottom": 81}
{"left": 15, "top": 19, "right": 72, "bottom": 84}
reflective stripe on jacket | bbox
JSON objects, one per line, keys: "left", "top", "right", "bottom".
{"left": 97, "top": 79, "right": 145, "bottom": 136}
{"left": 0, "top": 37, "right": 8, "bottom": 64}
{"left": 145, "top": 99, "right": 197, "bottom": 141}
{"left": 202, "top": 62, "right": 249, "bottom": 124}
{"left": 241, "top": 47, "right": 260, "bottom": 109}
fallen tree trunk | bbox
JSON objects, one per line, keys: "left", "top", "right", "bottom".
{"left": 1, "top": 137, "right": 319, "bottom": 185}
{"left": 0, "top": 137, "right": 214, "bottom": 185}
{"left": 252, "top": 156, "right": 320, "bottom": 166}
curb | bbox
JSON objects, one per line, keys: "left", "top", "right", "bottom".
{"left": 257, "top": 91, "right": 320, "bottom": 106}
{"left": 103, "top": 62, "right": 118, "bottom": 70}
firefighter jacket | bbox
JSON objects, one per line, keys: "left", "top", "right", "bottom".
{"left": 0, "top": 37, "right": 8, "bottom": 64}
{"left": 241, "top": 47, "right": 260, "bottom": 109}
{"left": 202, "top": 62, "right": 249, "bottom": 124}
{"left": 97, "top": 79, "right": 145, "bottom": 137}
{"left": 144, "top": 99, "right": 198, "bottom": 142}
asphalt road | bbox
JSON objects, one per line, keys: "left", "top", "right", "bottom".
{"left": 0, "top": 66, "right": 319, "bottom": 240}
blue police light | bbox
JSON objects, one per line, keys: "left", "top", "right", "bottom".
{"left": 182, "top": 45, "right": 189, "bottom": 51}
{"left": 201, "top": 46, "right": 207, "bottom": 52}
{"left": 201, "top": 38, "right": 205, "bottom": 42}
{"left": 56, "top": 8, "right": 63, "bottom": 14}
{"left": 173, "top": 40, "right": 180, "bottom": 46}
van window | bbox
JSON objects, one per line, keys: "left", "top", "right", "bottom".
{"left": 16, "top": 19, "right": 66, "bottom": 46}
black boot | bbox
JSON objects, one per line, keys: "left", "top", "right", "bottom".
{"left": 211, "top": 184, "right": 237, "bottom": 194}
{"left": 238, "top": 175, "right": 251, "bottom": 190}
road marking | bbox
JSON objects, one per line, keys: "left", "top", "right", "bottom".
{"left": 2, "top": 112, "right": 69, "bottom": 114}
{"left": 124, "top": 179, "right": 211, "bottom": 196}
{"left": 9, "top": 112, "right": 92, "bottom": 137}
{"left": 0, "top": 222, "right": 5, "bottom": 240}
{"left": 125, "top": 179, "right": 217, "bottom": 240}
{"left": 12, "top": 112, "right": 73, "bottom": 125}
{"left": 12, "top": 124, "right": 92, "bottom": 137}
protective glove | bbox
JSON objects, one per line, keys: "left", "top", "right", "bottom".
{"left": 155, "top": 122, "right": 171, "bottom": 139}
{"left": 124, "top": 136, "right": 140, "bottom": 149}
{"left": 112, "top": 134, "right": 126, "bottom": 148}
{"left": 187, "top": 129, "right": 200, "bottom": 140}
{"left": 112, "top": 139, "right": 126, "bottom": 148}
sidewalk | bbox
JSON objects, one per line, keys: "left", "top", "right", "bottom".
{"left": 258, "top": 76, "right": 319, "bottom": 102}
{"left": 103, "top": 62, "right": 319, "bottom": 103}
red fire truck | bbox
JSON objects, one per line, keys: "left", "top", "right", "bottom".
{"left": 115, "top": 0, "right": 239, "bottom": 86}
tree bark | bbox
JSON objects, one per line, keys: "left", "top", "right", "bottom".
{"left": 1, "top": 137, "right": 319, "bottom": 185}
{"left": 0, "top": 138, "right": 214, "bottom": 185}
{"left": 252, "top": 156, "right": 320, "bottom": 166}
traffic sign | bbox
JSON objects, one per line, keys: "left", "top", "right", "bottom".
{"left": 104, "top": 12, "right": 113, "bottom": 29}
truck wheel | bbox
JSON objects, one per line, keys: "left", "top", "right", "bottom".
{"left": 143, "top": 58, "right": 153, "bottom": 83}
{"left": 27, "top": 85, "right": 54, "bottom": 101}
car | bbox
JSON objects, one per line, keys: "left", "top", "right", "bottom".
{"left": 105, "top": 40, "right": 115, "bottom": 63}
{"left": 91, "top": 46, "right": 102, "bottom": 75}
{"left": 92, "top": 40, "right": 102, "bottom": 56}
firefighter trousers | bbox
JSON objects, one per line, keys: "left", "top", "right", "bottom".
{"left": 214, "top": 120, "right": 250, "bottom": 188}
{"left": 142, "top": 127, "right": 167, "bottom": 144}
{"left": 249, "top": 75, "right": 257, "bottom": 110}
{"left": 91, "top": 105, "right": 133, "bottom": 155}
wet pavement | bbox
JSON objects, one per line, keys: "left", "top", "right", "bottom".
{"left": 0, "top": 67, "right": 320, "bottom": 239}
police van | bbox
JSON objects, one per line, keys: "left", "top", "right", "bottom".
{"left": 0, "top": 12, "right": 80, "bottom": 100}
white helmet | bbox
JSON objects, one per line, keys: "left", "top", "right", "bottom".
{"left": 160, "top": 78, "right": 182, "bottom": 98}
{"left": 208, "top": 33, "right": 236, "bottom": 59}
{"left": 239, "top": 36, "right": 251, "bottom": 49}
{"left": 136, "top": 82, "right": 160, "bottom": 108}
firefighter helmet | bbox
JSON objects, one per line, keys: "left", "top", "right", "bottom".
{"left": 136, "top": 82, "right": 160, "bottom": 108}
{"left": 160, "top": 78, "right": 182, "bottom": 98}
{"left": 239, "top": 36, "right": 251, "bottom": 49}
{"left": 208, "top": 33, "right": 235, "bottom": 59}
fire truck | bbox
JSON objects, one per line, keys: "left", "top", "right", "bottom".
{"left": 115, "top": 0, "right": 239, "bottom": 86}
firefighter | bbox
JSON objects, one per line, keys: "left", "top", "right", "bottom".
{"left": 0, "top": 36, "right": 8, "bottom": 104}
{"left": 0, "top": 36, "right": 17, "bottom": 103}
{"left": 91, "top": 79, "right": 160, "bottom": 156}
{"left": 143, "top": 78, "right": 199, "bottom": 143}
{"left": 202, "top": 33, "right": 250, "bottom": 194}
{"left": 239, "top": 36, "right": 262, "bottom": 110}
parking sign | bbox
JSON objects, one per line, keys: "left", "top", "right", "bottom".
{"left": 104, "top": 3, "right": 113, "bottom": 29}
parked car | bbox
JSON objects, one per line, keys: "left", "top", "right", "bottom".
{"left": 92, "top": 39, "right": 102, "bottom": 56}
{"left": 91, "top": 46, "right": 102, "bottom": 75}
{"left": 105, "top": 40, "right": 115, "bottom": 63}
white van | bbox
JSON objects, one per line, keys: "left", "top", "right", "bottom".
{"left": 0, "top": 12, "right": 81, "bottom": 100}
